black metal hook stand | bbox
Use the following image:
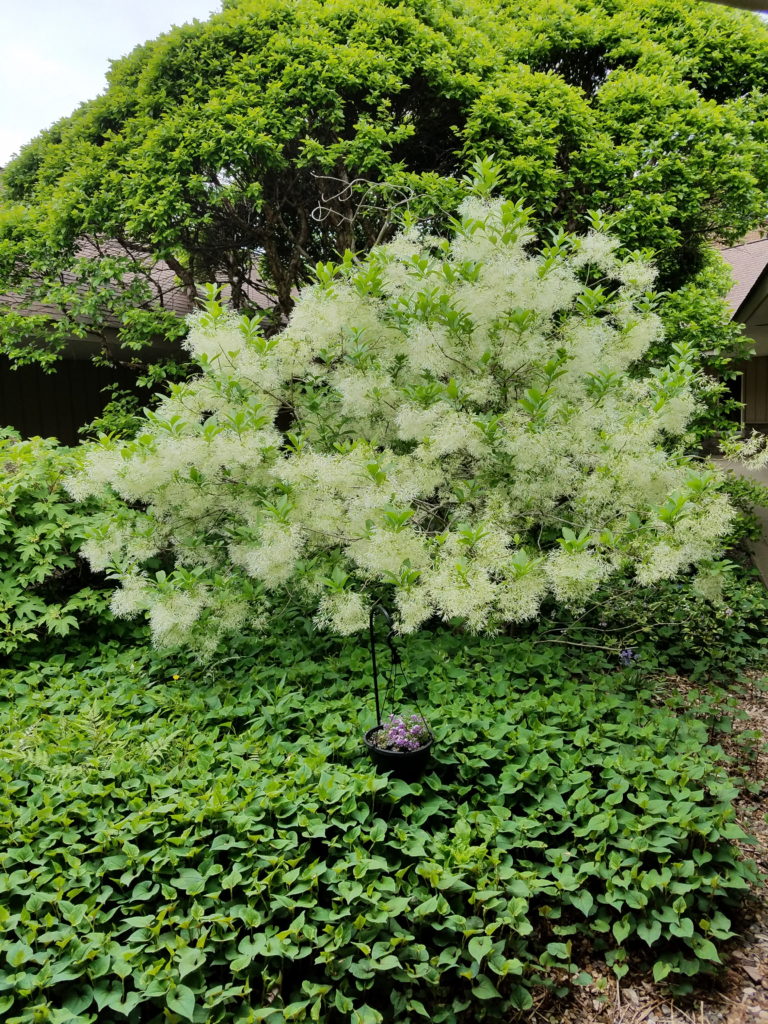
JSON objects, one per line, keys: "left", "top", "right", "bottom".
{"left": 365, "top": 603, "right": 434, "bottom": 780}
{"left": 368, "top": 603, "right": 401, "bottom": 727}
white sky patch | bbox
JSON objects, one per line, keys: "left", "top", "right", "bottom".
{"left": 0, "top": 0, "right": 222, "bottom": 166}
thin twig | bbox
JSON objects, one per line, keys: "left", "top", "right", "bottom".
{"left": 534, "top": 636, "right": 621, "bottom": 652}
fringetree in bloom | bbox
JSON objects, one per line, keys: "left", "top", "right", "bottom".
{"left": 69, "top": 171, "right": 734, "bottom": 653}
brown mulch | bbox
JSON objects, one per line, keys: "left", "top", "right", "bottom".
{"left": 517, "top": 671, "right": 768, "bottom": 1024}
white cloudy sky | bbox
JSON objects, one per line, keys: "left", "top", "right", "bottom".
{"left": 0, "top": 1, "right": 222, "bottom": 166}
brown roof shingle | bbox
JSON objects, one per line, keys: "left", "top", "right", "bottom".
{"left": 0, "top": 239, "right": 197, "bottom": 326}
{"left": 0, "top": 239, "right": 273, "bottom": 334}
{"left": 720, "top": 236, "right": 768, "bottom": 316}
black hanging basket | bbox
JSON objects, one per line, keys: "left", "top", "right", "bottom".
{"left": 364, "top": 726, "right": 433, "bottom": 781}
{"left": 364, "top": 604, "right": 434, "bottom": 780}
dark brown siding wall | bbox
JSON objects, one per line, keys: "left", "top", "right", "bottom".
{"left": 0, "top": 357, "right": 138, "bottom": 445}
{"left": 743, "top": 355, "right": 768, "bottom": 425}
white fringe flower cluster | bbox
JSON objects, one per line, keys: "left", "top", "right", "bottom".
{"left": 67, "top": 178, "right": 733, "bottom": 646}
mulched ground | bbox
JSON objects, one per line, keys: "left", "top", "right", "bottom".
{"left": 515, "top": 671, "right": 768, "bottom": 1024}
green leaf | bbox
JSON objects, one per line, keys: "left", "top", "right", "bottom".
{"left": 372, "top": 954, "right": 401, "bottom": 971}
{"left": 351, "top": 1006, "right": 384, "bottom": 1024}
{"left": 545, "top": 942, "right": 570, "bottom": 961}
{"left": 670, "top": 917, "right": 694, "bottom": 938}
{"left": 283, "top": 1000, "right": 311, "bottom": 1019}
{"left": 171, "top": 869, "right": 206, "bottom": 895}
{"left": 637, "top": 919, "right": 662, "bottom": 946}
{"left": 468, "top": 935, "right": 494, "bottom": 963}
{"left": 49, "top": 1011, "right": 78, "bottom": 1024}
{"left": 5, "top": 941, "right": 31, "bottom": 968}
{"left": 167, "top": 985, "right": 196, "bottom": 1020}
{"left": 413, "top": 894, "right": 438, "bottom": 917}
{"left": 210, "top": 833, "right": 241, "bottom": 851}
{"left": 507, "top": 985, "right": 534, "bottom": 1011}
{"left": 93, "top": 983, "right": 135, "bottom": 1014}
{"left": 653, "top": 959, "right": 674, "bottom": 982}
{"left": 471, "top": 975, "right": 502, "bottom": 1000}
{"left": 570, "top": 891, "right": 594, "bottom": 916}
{"left": 113, "top": 990, "right": 143, "bottom": 1016}
{"left": 177, "top": 946, "right": 206, "bottom": 979}
{"left": 62, "top": 989, "right": 93, "bottom": 1015}
{"left": 691, "top": 936, "right": 721, "bottom": 963}
{"left": 334, "top": 991, "right": 354, "bottom": 1014}
{"left": 405, "top": 998, "right": 431, "bottom": 1017}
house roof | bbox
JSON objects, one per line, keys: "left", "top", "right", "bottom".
{"left": 0, "top": 239, "right": 273, "bottom": 332}
{"left": 720, "top": 236, "right": 768, "bottom": 316}
{"left": 0, "top": 239, "right": 197, "bottom": 327}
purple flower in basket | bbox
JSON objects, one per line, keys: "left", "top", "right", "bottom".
{"left": 373, "top": 713, "right": 431, "bottom": 752}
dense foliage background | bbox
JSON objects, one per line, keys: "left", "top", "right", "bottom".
{"left": 0, "top": 430, "right": 116, "bottom": 655}
{"left": 0, "top": 0, "right": 766, "bottom": 435}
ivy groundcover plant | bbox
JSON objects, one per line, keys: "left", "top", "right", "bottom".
{"left": 69, "top": 163, "right": 734, "bottom": 655}
{"left": 0, "top": 625, "right": 759, "bottom": 1024}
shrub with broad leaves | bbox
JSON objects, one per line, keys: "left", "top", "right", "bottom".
{"left": 0, "top": 430, "right": 112, "bottom": 654}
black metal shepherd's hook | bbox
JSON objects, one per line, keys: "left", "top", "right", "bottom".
{"left": 368, "top": 603, "right": 401, "bottom": 727}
